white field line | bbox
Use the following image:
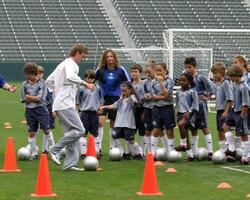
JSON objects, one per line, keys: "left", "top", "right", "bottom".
{"left": 222, "top": 166, "right": 250, "bottom": 174}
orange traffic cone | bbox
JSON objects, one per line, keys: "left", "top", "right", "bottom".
{"left": 217, "top": 182, "right": 231, "bottom": 189}
{"left": 0, "top": 137, "right": 20, "bottom": 172}
{"left": 86, "top": 135, "right": 97, "bottom": 158}
{"left": 31, "top": 154, "right": 57, "bottom": 197}
{"left": 136, "top": 153, "right": 163, "bottom": 196}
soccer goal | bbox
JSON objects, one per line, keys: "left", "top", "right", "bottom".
{"left": 163, "top": 28, "right": 250, "bottom": 80}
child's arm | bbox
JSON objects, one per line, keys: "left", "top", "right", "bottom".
{"left": 241, "top": 105, "right": 248, "bottom": 118}
{"left": 100, "top": 104, "right": 114, "bottom": 110}
{"left": 130, "top": 94, "right": 138, "bottom": 104}
{"left": 222, "top": 101, "right": 233, "bottom": 119}
{"left": 25, "top": 95, "right": 41, "bottom": 103}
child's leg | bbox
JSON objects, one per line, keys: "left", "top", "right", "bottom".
{"left": 129, "top": 140, "right": 143, "bottom": 158}
{"left": 145, "top": 130, "right": 152, "bottom": 153}
{"left": 151, "top": 128, "right": 161, "bottom": 155}
{"left": 191, "top": 130, "right": 199, "bottom": 156}
{"left": 223, "top": 123, "right": 236, "bottom": 152}
{"left": 160, "top": 130, "right": 169, "bottom": 153}
{"left": 203, "top": 127, "right": 213, "bottom": 154}
{"left": 42, "top": 129, "right": 55, "bottom": 153}
{"left": 218, "top": 131, "right": 227, "bottom": 152}
{"left": 79, "top": 136, "right": 87, "bottom": 157}
{"left": 240, "top": 135, "right": 249, "bottom": 163}
{"left": 28, "top": 132, "right": 38, "bottom": 158}
{"left": 166, "top": 129, "right": 175, "bottom": 151}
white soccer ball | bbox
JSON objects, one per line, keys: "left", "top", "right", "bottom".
{"left": 167, "top": 150, "right": 182, "bottom": 162}
{"left": 26, "top": 144, "right": 39, "bottom": 152}
{"left": 83, "top": 156, "right": 99, "bottom": 171}
{"left": 59, "top": 148, "right": 67, "bottom": 159}
{"left": 17, "top": 147, "right": 31, "bottom": 161}
{"left": 109, "top": 148, "right": 122, "bottom": 161}
{"left": 212, "top": 150, "right": 226, "bottom": 164}
{"left": 195, "top": 147, "right": 209, "bottom": 161}
{"left": 154, "top": 148, "right": 167, "bottom": 161}
{"left": 236, "top": 148, "right": 243, "bottom": 160}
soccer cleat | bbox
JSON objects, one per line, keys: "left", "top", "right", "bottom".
{"left": 207, "top": 152, "right": 213, "bottom": 161}
{"left": 239, "top": 159, "right": 249, "bottom": 165}
{"left": 99, "top": 149, "right": 103, "bottom": 157}
{"left": 80, "top": 154, "right": 86, "bottom": 160}
{"left": 64, "top": 166, "right": 84, "bottom": 171}
{"left": 186, "top": 155, "right": 195, "bottom": 161}
{"left": 175, "top": 145, "right": 187, "bottom": 152}
{"left": 42, "top": 150, "right": 48, "bottom": 155}
{"left": 29, "top": 154, "right": 39, "bottom": 160}
{"left": 122, "top": 153, "right": 131, "bottom": 160}
{"left": 49, "top": 148, "right": 61, "bottom": 165}
{"left": 134, "top": 154, "right": 144, "bottom": 160}
{"left": 225, "top": 150, "right": 236, "bottom": 162}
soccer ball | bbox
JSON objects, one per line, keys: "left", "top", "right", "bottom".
{"left": 17, "top": 147, "right": 31, "bottom": 160}
{"left": 26, "top": 144, "right": 39, "bottom": 152}
{"left": 109, "top": 148, "right": 122, "bottom": 161}
{"left": 83, "top": 156, "right": 99, "bottom": 171}
{"left": 154, "top": 148, "right": 167, "bottom": 161}
{"left": 236, "top": 148, "right": 243, "bottom": 160}
{"left": 167, "top": 150, "right": 182, "bottom": 162}
{"left": 59, "top": 148, "right": 67, "bottom": 159}
{"left": 195, "top": 147, "right": 208, "bottom": 161}
{"left": 212, "top": 150, "right": 226, "bottom": 164}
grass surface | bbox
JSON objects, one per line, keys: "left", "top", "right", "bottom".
{"left": 0, "top": 83, "right": 249, "bottom": 200}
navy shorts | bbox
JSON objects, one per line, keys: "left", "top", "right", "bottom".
{"left": 112, "top": 127, "right": 136, "bottom": 141}
{"left": 25, "top": 106, "right": 50, "bottom": 132}
{"left": 80, "top": 111, "right": 98, "bottom": 137}
{"left": 135, "top": 106, "right": 145, "bottom": 136}
{"left": 144, "top": 107, "right": 153, "bottom": 131}
{"left": 46, "top": 104, "right": 55, "bottom": 129}
{"left": 216, "top": 110, "right": 227, "bottom": 132}
{"left": 193, "top": 101, "right": 208, "bottom": 130}
{"left": 224, "top": 110, "right": 248, "bottom": 136}
{"left": 152, "top": 105, "right": 176, "bottom": 130}
{"left": 99, "top": 96, "right": 119, "bottom": 120}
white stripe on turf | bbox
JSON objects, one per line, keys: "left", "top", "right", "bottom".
{"left": 222, "top": 166, "right": 250, "bottom": 174}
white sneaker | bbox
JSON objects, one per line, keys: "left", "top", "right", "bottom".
{"left": 49, "top": 148, "right": 61, "bottom": 165}
{"left": 64, "top": 167, "right": 84, "bottom": 171}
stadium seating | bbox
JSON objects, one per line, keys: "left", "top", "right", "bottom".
{"left": 0, "top": 0, "right": 249, "bottom": 63}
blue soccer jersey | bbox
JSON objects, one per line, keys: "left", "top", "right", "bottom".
{"left": 233, "top": 80, "right": 250, "bottom": 112}
{"left": 176, "top": 88, "right": 199, "bottom": 113}
{"left": 95, "top": 66, "right": 130, "bottom": 97}
{"left": 215, "top": 79, "right": 234, "bottom": 111}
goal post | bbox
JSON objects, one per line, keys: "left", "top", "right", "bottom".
{"left": 163, "top": 28, "right": 250, "bottom": 80}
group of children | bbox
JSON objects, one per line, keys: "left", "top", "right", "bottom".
{"left": 20, "top": 54, "right": 250, "bottom": 165}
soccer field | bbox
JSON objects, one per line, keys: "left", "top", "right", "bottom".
{"left": 0, "top": 83, "right": 249, "bottom": 200}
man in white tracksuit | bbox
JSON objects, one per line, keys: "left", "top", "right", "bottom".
{"left": 45, "top": 44, "right": 94, "bottom": 171}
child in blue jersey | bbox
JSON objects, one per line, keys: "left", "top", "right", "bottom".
{"left": 142, "top": 62, "right": 156, "bottom": 153}
{"left": 151, "top": 63, "right": 175, "bottom": 156}
{"left": 233, "top": 55, "right": 250, "bottom": 153}
{"left": 177, "top": 57, "right": 214, "bottom": 160}
{"left": 101, "top": 81, "right": 143, "bottom": 160}
{"left": 20, "top": 63, "right": 53, "bottom": 160}
{"left": 223, "top": 65, "right": 250, "bottom": 165}
{"left": 176, "top": 73, "right": 199, "bottom": 161}
{"left": 76, "top": 69, "right": 103, "bottom": 158}
{"left": 130, "top": 64, "right": 146, "bottom": 156}
{"left": 37, "top": 66, "right": 55, "bottom": 154}
{"left": 96, "top": 49, "right": 130, "bottom": 152}
{"left": 211, "top": 62, "right": 233, "bottom": 153}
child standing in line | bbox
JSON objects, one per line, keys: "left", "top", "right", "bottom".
{"left": 37, "top": 66, "right": 55, "bottom": 154}
{"left": 151, "top": 63, "right": 175, "bottom": 156}
{"left": 176, "top": 73, "right": 199, "bottom": 161}
{"left": 76, "top": 69, "right": 103, "bottom": 159}
{"left": 20, "top": 63, "right": 52, "bottom": 160}
{"left": 101, "top": 81, "right": 143, "bottom": 160}
{"left": 211, "top": 63, "right": 233, "bottom": 153}
{"left": 142, "top": 62, "right": 156, "bottom": 153}
{"left": 177, "top": 57, "right": 214, "bottom": 160}
{"left": 130, "top": 64, "right": 146, "bottom": 156}
{"left": 223, "top": 65, "right": 250, "bottom": 164}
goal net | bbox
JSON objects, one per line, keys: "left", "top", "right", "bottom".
{"left": 163, "top": 29, "right": 250, "bottom": 80}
